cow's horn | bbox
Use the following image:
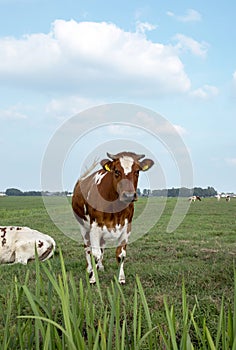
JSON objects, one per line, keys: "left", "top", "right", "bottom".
{"left": 137, "top": 154, "right": 145, "bottom": 160}
{"left": 107, "top": 152, "right": 117, "bottom": 160}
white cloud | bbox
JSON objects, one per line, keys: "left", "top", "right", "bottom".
{"left": 134, "top": 111, "right": 187, "bottom": 137}
{"left": 0, "top": 105, "right": 28, "bottom": 120}
{"left": 174, "top": 34, "right": 208, "bottom": 58}
{"left": 135, "top": 21, "right": 157, "bottom": 34}
{"left": 166, "top": 11, "right": 175, "bottom": 18}
{"left": 0, "top": 19, "right": 191, "bottom": 97}
{"left": 45, "top": 96, "right": 103, "bottom": 120}
{"left": 190, "top": 85, "right": 219, "bottom": 99}
{"left": 167, "top": 9, "right": 202, "bottom": 22}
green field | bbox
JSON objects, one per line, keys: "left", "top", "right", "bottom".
{"left": 0, "top": 196, "right": 236, "bottom": 348}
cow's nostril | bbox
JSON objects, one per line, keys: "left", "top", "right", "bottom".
{"left": 122, "top": 192, "right": 136, "bottom": 202}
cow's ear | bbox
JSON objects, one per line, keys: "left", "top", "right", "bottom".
{"left": 100, "top": 159, "right": 112, "bottom": 172}
{"left": 140, "top": 159, "right": 154, "bottom": 172}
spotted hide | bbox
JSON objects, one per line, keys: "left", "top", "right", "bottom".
{"left": 72, "top": 151, "right": 154, "bottom": 284}
{"left": 0, "top": 226, "right": 56, "bottom": 265}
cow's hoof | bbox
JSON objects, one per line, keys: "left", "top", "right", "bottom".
{"left": 89, "top": 277, "right": 96, "bottom": 284}
{"left": 119, "top": 280, "right": 126, "bottom": 285}
{"left": 89, "top": 271, "right": 96, "bottom": 285}
{"left": 97, "top": 265, "right": 104, "bottom": 271}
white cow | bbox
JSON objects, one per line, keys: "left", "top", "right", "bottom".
{"left": 0, "top": 226, "right": 56, "bottom": 265}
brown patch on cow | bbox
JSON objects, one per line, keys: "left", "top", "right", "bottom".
{"left": 100, "top": 236, "right": 106, "bottom": 247}
{"left": 116, "top": 243, "right": 127, "bottom": 263}
{"left": 38, "top": 240, "right": 44, "bottom": 248}
{"left": 39, "top": 244, "right": 53, "bottom": 261}
{"left": 84, "top": 231, "right": 91, "bottom": 246}
{"left": 2, "top": 237, "right": 7, "bottom": 246}
{"left": 16, "top": 227, "right": 22, "bottom": 230}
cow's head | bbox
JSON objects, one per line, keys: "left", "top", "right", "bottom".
{"left": 101, "top": 152, "right": 154, "bottom": 203}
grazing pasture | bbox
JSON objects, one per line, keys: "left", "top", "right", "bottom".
{"left": 0, "top": 195, "right": 236, "bottom": 348}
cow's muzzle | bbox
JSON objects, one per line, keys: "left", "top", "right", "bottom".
{"left": 120, "top": 191, "right": 137, "bottom": 202}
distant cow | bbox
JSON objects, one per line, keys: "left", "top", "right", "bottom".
{"left": 0, "top": 226, "right": 56, "bottom": 265}
{"left": 188, "top": 195, "right": 201, "bottom": 202}
{"left": 226, "top": 195, "right": 231, "bottom": 202}
{"left": 72, "top": 151, "right": 154, "bottom": 284}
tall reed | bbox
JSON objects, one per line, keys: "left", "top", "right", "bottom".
{"left": 1, "top": 249, "right": 236, "bottom": 349}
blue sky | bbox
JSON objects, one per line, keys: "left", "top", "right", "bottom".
{"left": 0, "top": 0, "right": 236, "bottom": 193}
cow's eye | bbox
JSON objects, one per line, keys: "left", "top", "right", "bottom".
{"left": 114, "top": 169, "right": 120, "bottom": 177}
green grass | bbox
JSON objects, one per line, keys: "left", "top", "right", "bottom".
{"left": 0, "top": 196, "right": 236, "bottom": 348}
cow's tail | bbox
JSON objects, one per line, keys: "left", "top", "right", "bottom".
{"left": 79, "top": 158, "right": 100, "bottom": 181}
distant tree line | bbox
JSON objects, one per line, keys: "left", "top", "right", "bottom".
{"left": 4, "top": 188, "right": 72, "bottom": 197}
{"left": 141, "top": 186, "right": 217, "bottom": 198}
{"left": 4, "top": 186, "right": 217, "bottom": 198}
{"left": 5, "top": 188, "right": 42, "bottom": 196}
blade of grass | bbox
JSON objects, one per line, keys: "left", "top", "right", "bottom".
{"left": 216, "top": 297, "right": 225, "bottom": 350}
{"left": 1, "top": 286, "right": 14, "bottom": 350}
{"left": 136, "top": 275, "right": 152, "bottom": 331}
{"left": 18, "top": 315, "right": 78, "bottom": 350}
{"left": 22, "top": 285, "right": 46, "bottom": 348}
{"left": 163, "top": 297, "right": 178, "bottom": 350}
{"left": 136, "top": 275, "right": 156, "bottom": 349}
{"left": 205, "top": 326, "right": 216, "bottom": 350}
{"left": 133, "top": 286, "right": 138, "bottom": 349}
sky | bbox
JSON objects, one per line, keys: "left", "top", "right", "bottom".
{"left": 0, "top": 0, "right": 236, "bottom": 194}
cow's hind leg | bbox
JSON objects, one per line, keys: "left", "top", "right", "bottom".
{"left": 80, "top": 225, "right": 97, "bottom": 284}
{"left": 116, "top": 244, "right": 127, "bottom": 285}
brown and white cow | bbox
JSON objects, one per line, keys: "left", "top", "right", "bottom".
{"left": 0, "top": 226, "right": 56, "bottom": 265}
{"left": 72, "top": 151, "right": 154, "bottom": 284}
{"left": 188, "top": 195, "right": 201, "bottom": 202}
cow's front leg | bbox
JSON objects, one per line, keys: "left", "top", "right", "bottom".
{"left": 116, "top": 244, "right": 127, "bottom": 285}
{"left": 87, "top": 223, "right": 106, "bottom": 283}
{"left": 84, "top": 245, "right": 105, "bottom": 284}
{"left": 96, "top": 248, "right": 105, "bottom": 271}
{"left": 83, "top": 245, "right": 95, "bottom": 283}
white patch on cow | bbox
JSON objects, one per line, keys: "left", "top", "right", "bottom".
{"left": 102, "top": 220, "right": 129, "bottom": 245}
{"left": 118, "top": 247, "right": 127, "bottom": 284}
{"left": 94, "top": 171, "right": 107, "bottom": 185}
{"left": 0, "top": 226, "right": 56, "bottom": 264}
{"left": 120, "top": 156, "right": 134, "bottom": 175}
{"left": 82, "top": 219, "right": 129, "bottom": 250}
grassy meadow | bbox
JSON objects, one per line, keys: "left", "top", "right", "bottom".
{"left": 0, "top": 195, "right": 236, "bottom": 349}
